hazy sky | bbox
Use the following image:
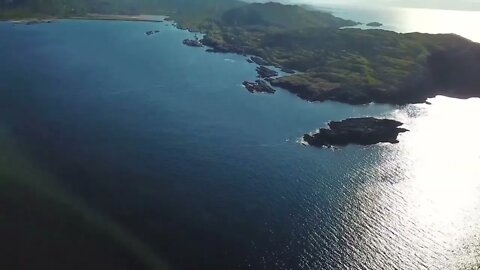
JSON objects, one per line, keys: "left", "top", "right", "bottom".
{"left": 250, "top": 0, "right": 480, "bottom": 10}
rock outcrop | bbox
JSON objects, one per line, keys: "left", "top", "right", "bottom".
{"left": 146, "top": 30, "right": 160, "bottom": 36}
{"left": 366, "top": 22, "right": 382, "bottom": 27}
{"left": 183, "top": 39, "right": 203, "bottom": 47}
{"left": 303, "top": 117, "right": 408, "bottom": 147}
{"left": 242, "top": 80, "right": 275, "bottom": 94}
{"left": 256, "top": 66, "right": 278, "bottom": 78}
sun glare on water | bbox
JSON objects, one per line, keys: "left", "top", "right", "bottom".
{"left": 398, "top": 8, "right": 480, "bottom": 42}
{"left": 301, "top": 96, "right": 480, "bottom": 269}
{"left": 383, "top": 96, "right": 480, "bottom": 268}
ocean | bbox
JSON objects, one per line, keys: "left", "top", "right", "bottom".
{"left": 0, "top": 15, "right": 479, "bottom": 270}
{"left": 313, "top": 4, "right": 480, "bottom": 42}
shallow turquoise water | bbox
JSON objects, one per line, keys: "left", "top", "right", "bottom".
{"left": 0, "top": 20, "right": 479, "bottom": 270}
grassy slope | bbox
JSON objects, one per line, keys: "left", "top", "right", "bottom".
{"left": 191, "top": 3, "right": 479, "bottom": 104}
{"left": 220, "top": 2, "right": 357, "bottom": 29}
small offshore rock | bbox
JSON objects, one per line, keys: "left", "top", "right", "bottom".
{"left": 256, "top": 66, "right": 278, "bottom": 78}
{"left": 250, "top": 56, "right": 269, "bottom": 66}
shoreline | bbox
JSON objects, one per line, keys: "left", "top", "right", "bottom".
{"left": 5, "top": 9, "right": 480, "bottom": 107}
{"left": 69, "top": 14, "right": 168, "bottom": 23}
{"left": 5, "top": 14, "right": 168, "bottom": 24}
{"left": 71, "top": 14, "right": 480, "bottom": 107}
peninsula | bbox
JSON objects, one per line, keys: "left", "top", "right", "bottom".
{"left": 2, "top": 0, "right": 480, "bottom": 106}
{"left": 243, "top": 80, "right": 276, "bottom": 94}
{"left": 194, "top": 3, "right": 480, "bottom": 105}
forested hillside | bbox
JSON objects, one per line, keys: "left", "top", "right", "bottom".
{"left": 0, "top": 0, "right": 243, "bottom": 19}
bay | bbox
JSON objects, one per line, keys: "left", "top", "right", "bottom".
{"left": 0, "top": 19, "right": 479, "bottom": 270}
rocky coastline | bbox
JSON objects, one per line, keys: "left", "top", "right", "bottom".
{"left": 183, "top": 39, "right": 203, "bottom": 47}
{"left": 366, "top": 22, "right": 382, "bottom": 27}
{"left": 249, "top": 56, "right": 270, "bottom": 66}
{"left": 256, "top": 66, "right": 278, "bottom": 78}
{"left": 8, "top": 4, "right": 480, "bottom": 107}
{"left": 202, "top": 38, "right": 480, "bottom": 105}
{"left": 303, "top": 117, "right": 409, "bottom": 148}
{"left": 191, "top": 5, "right": 480, "bottom": 107}
{"left": 242, "top": 80, "right": 275, "bottom": 94}
{"left": 146, "top": 30, "right": 160, "bottom": 36}
{"left": 10, "top": 18, "right": 55, "bottom": 25}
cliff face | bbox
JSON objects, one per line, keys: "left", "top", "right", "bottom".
{"left": 427, "top": 46, "right": 480, "bottom": 98}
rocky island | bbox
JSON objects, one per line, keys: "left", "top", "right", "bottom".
{"left": 249, "top": 56, "right": 270, "bottom": 66}
{"left": 145, "top": 30, "right": 159, "bottom": 36}
{"left": 256, "top": 66, "right": 278, "bottom": 78}
{"left": 303, "top": 117, "right": 409, "bottom": 148}
{"left": 366, "top": 22, "right": 383, "bottom": 27}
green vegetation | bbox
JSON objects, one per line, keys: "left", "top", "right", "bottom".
{"left": 0, "top": 0, "right": 242, "bottom": 20}
{"left": 366, "top": 21, "right": 382, "bottom": 27}
{"left": 220, "top": 2, "right": 357, "bottom": 29}
{"left": 1, "top": 0, "right": 479, "bottom": 104}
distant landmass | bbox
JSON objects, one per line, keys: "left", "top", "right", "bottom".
{"left": 2, "top": 0, "right": 480, "bottom": 105}
{"left": 0, "top": 0, "right": 240, "bottom": 19}
{"left": 366, "top": 22, "right": 382, "bottom": 27}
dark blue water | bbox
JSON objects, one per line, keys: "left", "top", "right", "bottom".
{"left": 1, "top": 20, "right": 479, "bottom": 270}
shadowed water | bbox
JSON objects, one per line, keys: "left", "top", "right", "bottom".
{"left": 0, "top": 20, "right": 479, "bottom": 270}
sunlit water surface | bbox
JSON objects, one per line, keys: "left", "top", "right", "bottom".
{"left": 332, "top": 97, "right": 480, "bottom": 269}
{"left": 0, "top": 20, "right": 479, "bottom": 270}
{"left": 314, "top": 5, "right": 480, "bottom": 43}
